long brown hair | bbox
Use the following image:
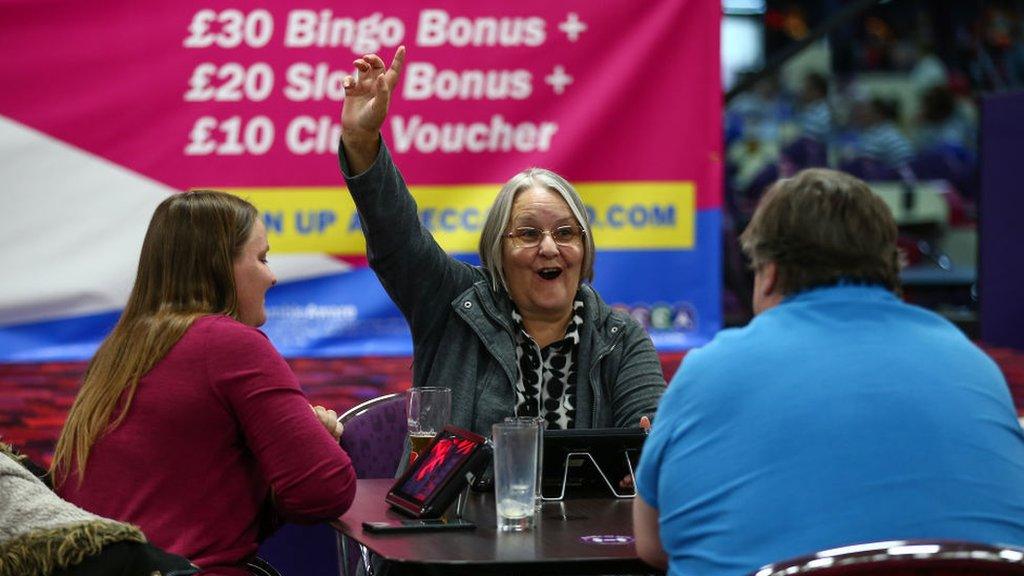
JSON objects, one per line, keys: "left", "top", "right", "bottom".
{"left": 52, "top": 190, "right": 258, "bottom": 485}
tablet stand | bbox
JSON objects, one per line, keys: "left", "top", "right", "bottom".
{"left": 453, "top": 484, "right": 470, "bottom": 519}
{"left": 542, "top": 451, "right": 637, "bottom": 501}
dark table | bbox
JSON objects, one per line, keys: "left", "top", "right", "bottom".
{"left": 332, "top": 478, "right": 658, "bottom": 576}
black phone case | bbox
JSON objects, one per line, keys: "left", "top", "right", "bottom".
{"left": 362, "top": 519, "right": 476, "bottom": 533}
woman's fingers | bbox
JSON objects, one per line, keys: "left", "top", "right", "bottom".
{"left": 363, "top": 53, "right": 386, "bottom": 71}
{"left": 311, "top": 405, "right": 342, "bottom": 440}
{"left": 389, "top": 46, "right": 406, "bottom": 77}
{"left": 351, "top": 47, "right": 404, "bottom": 91}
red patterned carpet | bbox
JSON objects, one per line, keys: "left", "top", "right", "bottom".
{"left": 1, "top": 349, "right": 1021, "bottom": 467}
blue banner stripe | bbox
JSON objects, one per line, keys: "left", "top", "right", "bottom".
{"left": 0, "top": 209, "right": 721, "bottom": 361}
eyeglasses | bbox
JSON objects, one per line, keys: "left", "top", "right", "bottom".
{"left": 505, "top": 225, "right": 585, "bottom": 248}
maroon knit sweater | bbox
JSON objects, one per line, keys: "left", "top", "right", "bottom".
{"left": 60, "top": 315, "right": 356, "bottom": 575}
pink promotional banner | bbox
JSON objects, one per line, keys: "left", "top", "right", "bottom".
{"left": 0, "top": 1, "right": 722, "bottom": 361}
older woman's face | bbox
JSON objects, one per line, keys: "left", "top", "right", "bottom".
{"left": 502, "top": 186, "right": 583, "bottom": 322}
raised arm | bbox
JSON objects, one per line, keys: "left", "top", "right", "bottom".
{"left": 337, "top": 47, "right": 480, "bottom": 333}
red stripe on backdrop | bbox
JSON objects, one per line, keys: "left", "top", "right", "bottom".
{"left": 2, "top": 347, "right": 1021, "bottom": 467}
{"left": 331, "top": 255, "right": 369, "bottom": 268}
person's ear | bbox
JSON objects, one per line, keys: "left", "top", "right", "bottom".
{"left": 760, "top": 261, "right": 778, "bottom": 297}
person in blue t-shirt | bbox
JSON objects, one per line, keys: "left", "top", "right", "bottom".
{"left": 634, "top": 168, "right": 1024, "bottom": 576}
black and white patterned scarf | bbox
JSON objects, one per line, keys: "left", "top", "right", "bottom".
{"left": 510, "top": 296, "right": 583, "bottom": 430}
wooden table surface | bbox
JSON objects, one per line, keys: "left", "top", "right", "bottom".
{"left": 333, "top": 478, "right": 657, "bottom": 576}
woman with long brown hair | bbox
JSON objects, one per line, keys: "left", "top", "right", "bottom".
{"left": 53, "top": 191, "right": 355, "bottom": 576}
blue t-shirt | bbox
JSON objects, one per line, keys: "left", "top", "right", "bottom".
{"left": 637, "top": 285, "right": 1024, "bottom": 576}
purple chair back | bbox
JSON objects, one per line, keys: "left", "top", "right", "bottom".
{"left": 338, "top": 393, "right": 408, "bottom": 479}
{"left": 336, "top": 393, "right": 408, "bottom": 576}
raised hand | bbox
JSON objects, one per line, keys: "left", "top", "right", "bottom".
{"left": 340, "top": 46, "right": 406, "bottom": 173}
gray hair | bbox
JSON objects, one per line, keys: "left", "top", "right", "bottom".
{"left": 478, "top": 168, "right": 595, "bottom": 293}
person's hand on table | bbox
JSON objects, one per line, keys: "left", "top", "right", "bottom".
{"left": 619, "top": 416, "right": 651, "bottom": 489}
{"left": 312, "top": 404, "right": 343, "bottom": 441}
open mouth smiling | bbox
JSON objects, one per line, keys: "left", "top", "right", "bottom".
{"left": 537, "top": 268, "right": 562, "bottom": 280}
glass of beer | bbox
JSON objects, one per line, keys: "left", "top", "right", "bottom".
{"left": 406, "top": 387, "right": 451, "bottom": 463}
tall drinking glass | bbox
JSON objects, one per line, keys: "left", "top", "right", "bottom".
{"left": 504, "top": 416, "right": 545, "bottom": 509}
{"left": 406, "top": 387, "right": 451, "bottom": 464}
{"left": 492, "top": 421, "right": 539, "bottom": 532}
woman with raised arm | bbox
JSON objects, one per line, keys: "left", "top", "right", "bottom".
{"left": 338, "top": 47, "right": 665, "bottom": 435}
{"left": 54, "top": 191, "right": 355, "bottom": 576}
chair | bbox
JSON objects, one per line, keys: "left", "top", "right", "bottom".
{"left": 338, "top": 393, "right": 408, "bottom": 479}
{"left": 258, "top": 393, "right": 407, "bottom": 576}
{"left": 336, "top": 393, "right": 409, "bottom": 576}
{"left": 750, "top": 540, "right": 1024, "bottom": 575}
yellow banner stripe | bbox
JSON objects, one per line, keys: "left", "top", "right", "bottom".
{"left": 227, "top": 182, "right": 694, "bottom": 254}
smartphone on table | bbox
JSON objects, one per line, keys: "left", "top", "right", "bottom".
{"left": 362, "top": 518, "right": 476, "bottom": 533}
